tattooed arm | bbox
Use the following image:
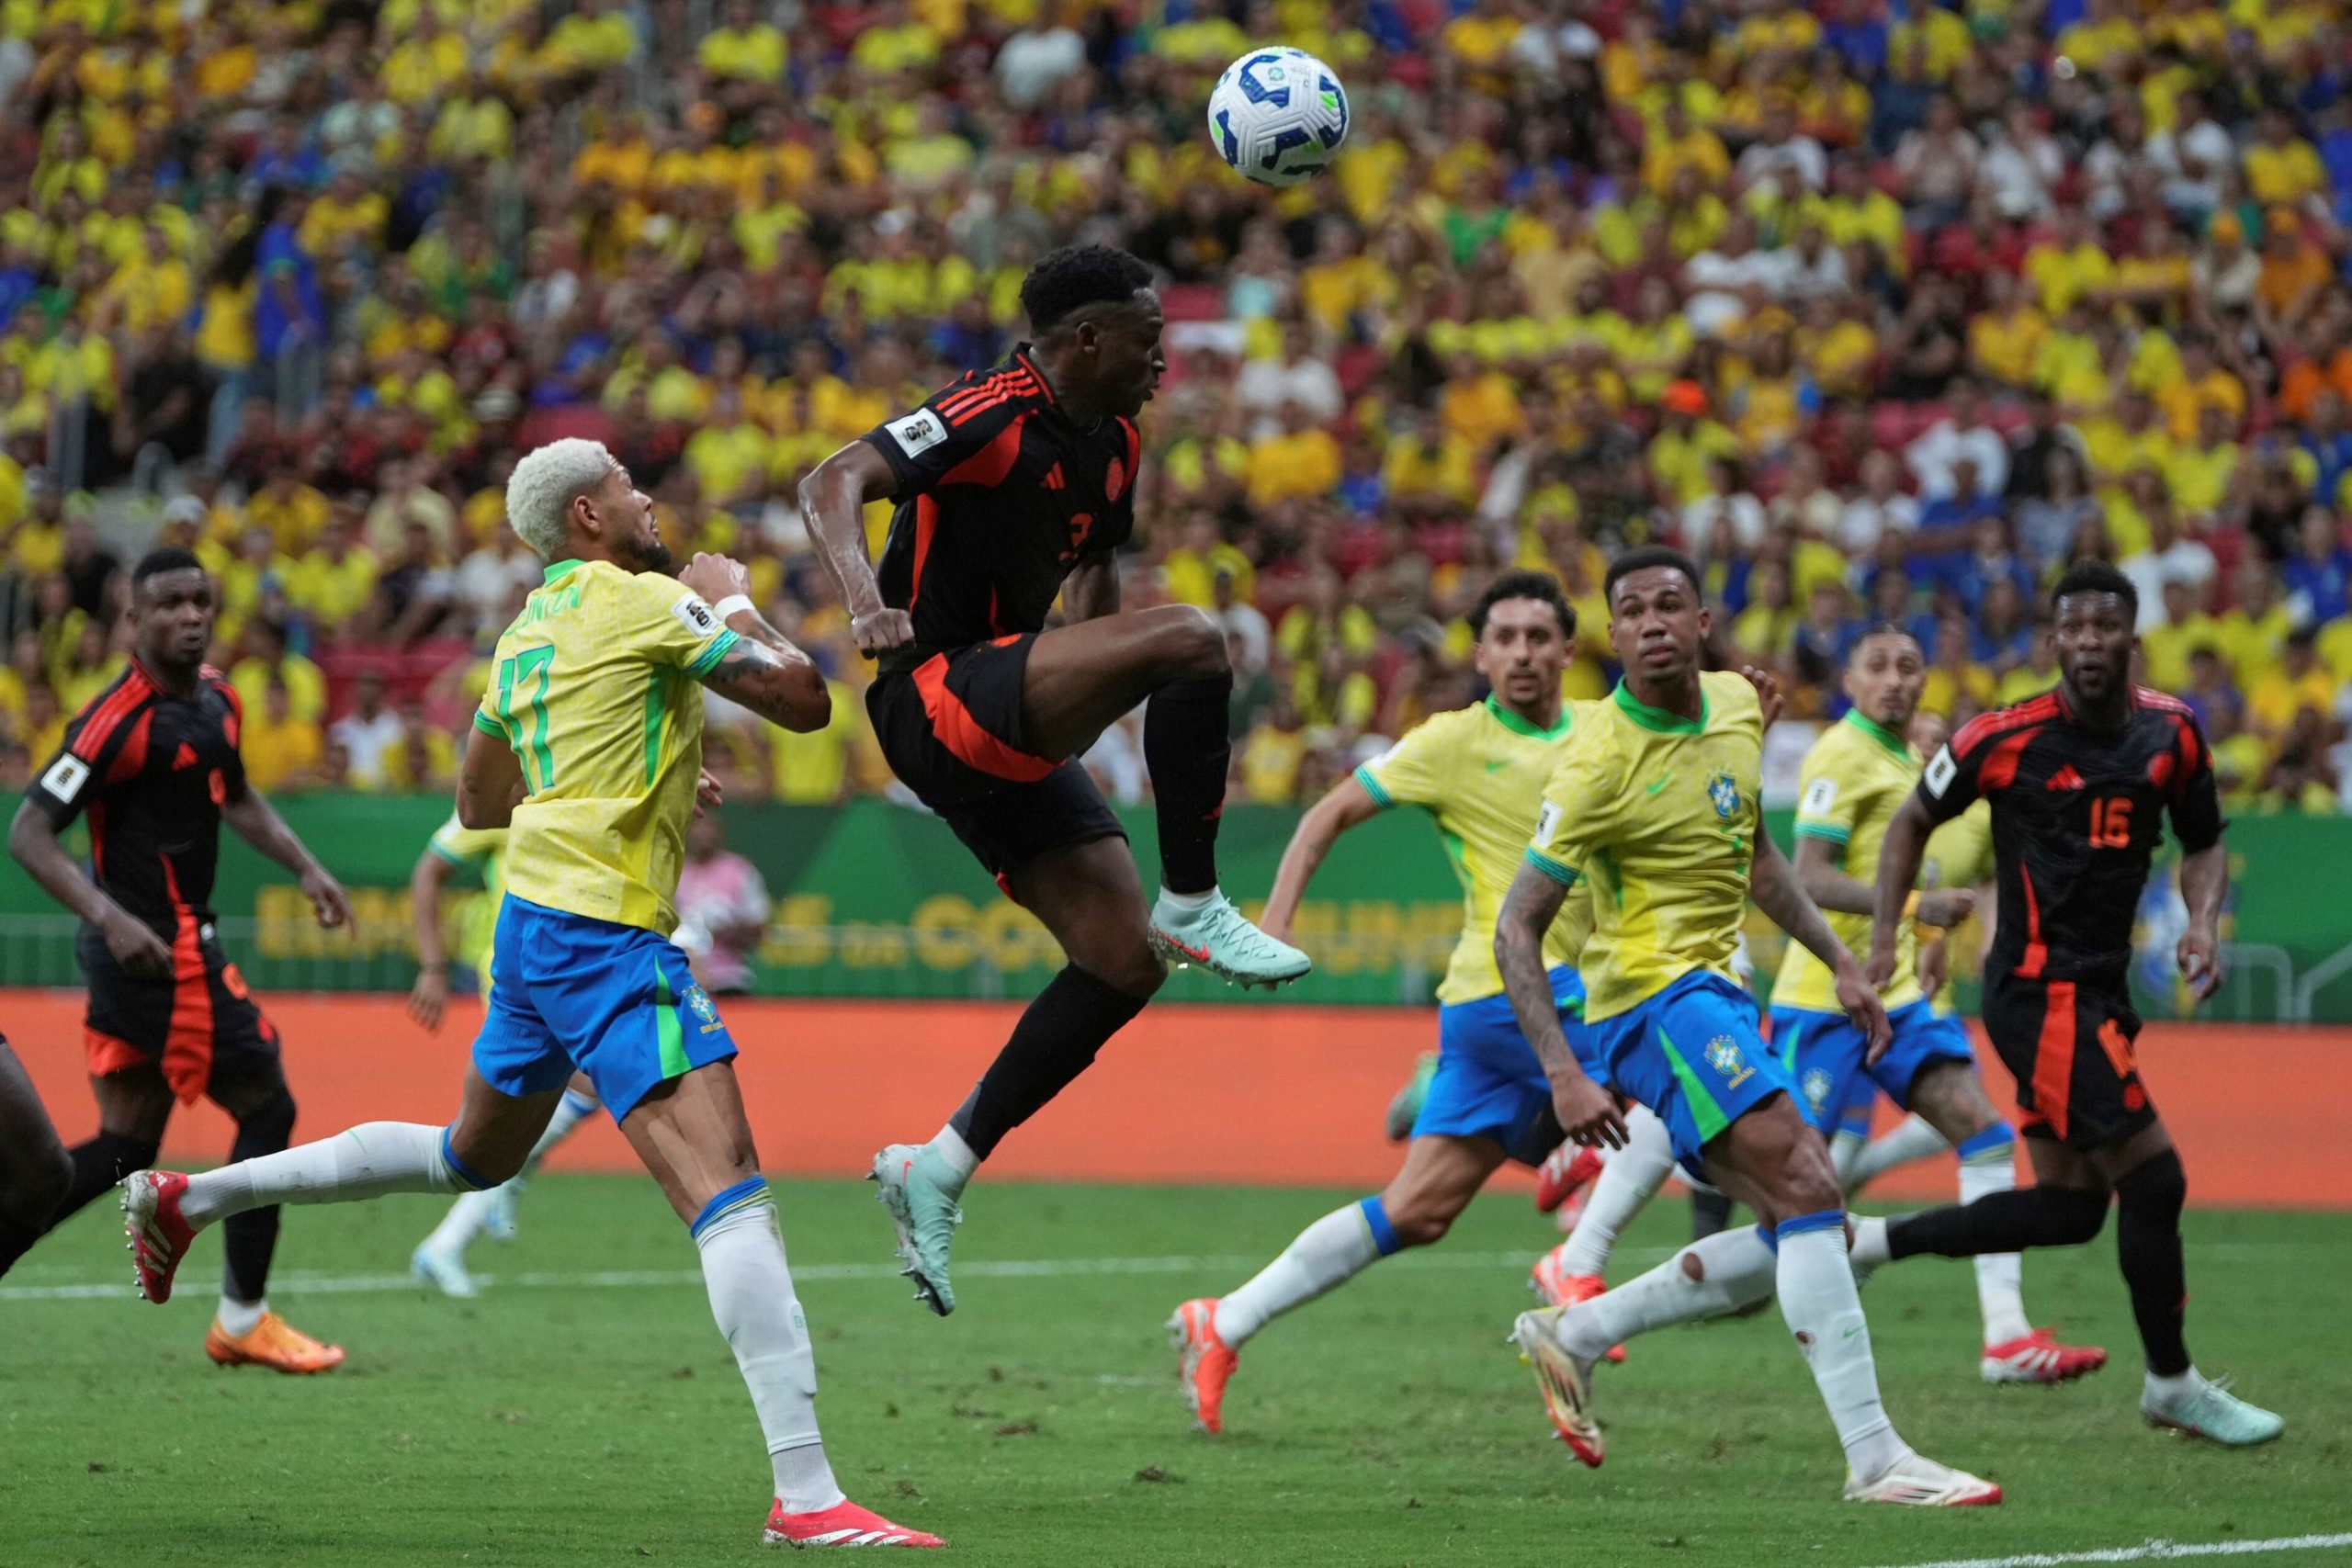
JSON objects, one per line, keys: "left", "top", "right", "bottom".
{"left": 1495, "top": 863, "right": 1626, "bottom": 1147}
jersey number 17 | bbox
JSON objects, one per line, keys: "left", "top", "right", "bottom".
{"left": 495, "top": 646, "right": 557, "bottom": 791}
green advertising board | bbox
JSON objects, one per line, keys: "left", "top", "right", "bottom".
{"left": 0, "top": 795, "right": 2341, "bottom": 1021}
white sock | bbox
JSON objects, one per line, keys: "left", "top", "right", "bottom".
{"left": 1157, "top": 885, "right": 1218, "bottom": 912}
{"left": 925, "top": 1124, "right": 979, "bottom": 1191}
{"left": 1848, "top": 1114, "right": 1947, "bottom": 1189}
{"left": 1957, "top": 1131, "right": 2030, "bottom": 1346}
{"left": 420, "top": 1187, "right": 503, "bottom": 1258}
{"left": 1848, "top": 1214, "right": 1891, "bottom": 1266}
{"left": 1552, "top": 1224, "right": 1778, "bottom": 1366}
{"left": 2144, "top": 1365, "right": 2202, "bottom": 1404}
{"left": 181, "top": 1122, "right": 469, "bottom": 1228}
{"left": 1214, "top": 1200, "right": 1387, "bottom": 1347}
{"left": 1829, "top": 1127, "right": 1867, "bottom": 1188}
{"left": 216, "top": 1296, "right": 266, "bottom": 1336}
{"left": 694, "top": 1185, "right": 845, "bottom": 1515}
{"left": 1559, "top": 1103, "right": 1674, "bottom": 1277}
{"left": 1776, "top": 1219, "right": 1907, "bottom": 1480}
{"left": 525, "top": 1089, "right": 596, "bottom": 1168}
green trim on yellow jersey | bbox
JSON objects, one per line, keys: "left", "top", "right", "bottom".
{"left": 1793, "top": 820, "right": 1851, "bottom": 843}
{"left": 1841, "top": 706, "right": 1911, "bottom": 761}
{"left": 471, "top": 708, "right": 505, "bottom": 737}
{"left": 1484, "top": 694, "right": 1573, "bottom": 740}
{"left": 684, "top": 627, "right": 738, "bottom": 678}
{"left": 1351, "top": 763, "right": 1394, "bottom": 807}
{"left": 1524, "top": 846, "right": 1579, "bottom": 886}
{"left": 1611, "top": 680, "right": 1708, "bottom": 734}
{"left": 543, "top": 558, "right": 583, "bottom": 584}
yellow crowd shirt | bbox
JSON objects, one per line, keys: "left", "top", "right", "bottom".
{"left": 1772, "top": 709, "right": 1924, "bottom": 1014}
{"left": 1524, "top": 673, "right": 1764, "bottom": 1021}
{"left": 473, "top": 559, "right": 739, "bottom": 936}
{"left": 1353, "top": 696, "right": 1594, "bottom": 1005}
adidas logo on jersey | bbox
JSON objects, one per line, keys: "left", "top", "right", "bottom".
{"left": 172, "top": 742, "right": 201, "bottom": 771}
{"left": 1041, "top": 462, "right": 1066, "bottom": 490}
{"left": 2045, "top": 764, "right": 2086, "bottom": 791}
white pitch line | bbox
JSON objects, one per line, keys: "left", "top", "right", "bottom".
{"left": 1867, "top": 1533, "right": 2352, "bottom": 1568}
{"left": 0, "top": 1246, "right": 1668, "bottom": 1303}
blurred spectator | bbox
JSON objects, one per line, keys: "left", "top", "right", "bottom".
{"left": 243, "top": 675, "right": 324, "bottom": 791}
{"left": 675, "top": 812, "right": 772, "bottom": 997}
{"left": 329, "top": 669, "right": 404, "bottom": 791}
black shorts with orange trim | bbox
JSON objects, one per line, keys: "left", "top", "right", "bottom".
{"left": 1982, "top": 971, "right": 2155, "bottom": 1152}
{"left": 76, "top": 919, "right": 278, "bottom": 1103}
{"left": 867, "top": 635, "right": 1125, "bottom": 882}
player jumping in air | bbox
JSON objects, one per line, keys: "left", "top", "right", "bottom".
{"left": 1766, "top": 626, "right": 2104, "bottom": 1383}
{"left": 801, "top": 244, "right": 1308, "bottom": 1317}
{"left": 403, "top": 812, "right": 600, "bottom": 1297}
{"left": 1854, "top": 560, "right": 2282, "bottom": 1446}
{"left": 11, "top": 548, "right": 353, "bottom": 1371}
{"left": 122, "top": 441, "right": 943, "bottom": 1548}
{"left": 1168, "top": 571, "right": 1645, "bottom": 1429}
{"left": 1498, "top": 547, "right": 1998, "bottom": 1506}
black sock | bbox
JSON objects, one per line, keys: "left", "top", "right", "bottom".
{"left": 949, "top": 965, "right": 1148, "bottom": 1160}
{"left": 0, "top": 1211, "right": 40, "bottom": 1280}
{"left": 1689, "top": 1187, "right": 1735, "bottom": 1242}
{"left": 1143, "top": 674, "right": 1232, "bottom": 896}
{"left": 58, "top": 1131, "right": 161, "bottom": 1230}
{"left": 1888, "top": 1184, "right": 2109, "bottom": 1259}
{"left": 2115, "top": 1150, "right": 2191, "bottom": 1377}
{"left": 222, "top": 1091, "right": 298, "bottom": 1303}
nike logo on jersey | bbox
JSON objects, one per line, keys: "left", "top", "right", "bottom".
{"left": 2045, "top": 764, "right": 2086, "bottom": 791}
{"left": 1485, "top": 760, "right": 1510, "bottom": 773}
{"left": 1645, "top": 773, "right": 1676, "bottom": 796}
{"left": 172, "top": 742, "right": 200, "bottom": 771}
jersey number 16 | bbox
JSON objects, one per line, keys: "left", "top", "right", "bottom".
{"left": 2088, "top": 795, "right": 2132, "bottom": 849}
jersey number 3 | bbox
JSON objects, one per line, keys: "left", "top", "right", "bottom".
{"left": 497, "top": 646, "right": 557, "bottom": 792}
{"left": 2088, "top": 795, "right": 2132, "bottom": 849}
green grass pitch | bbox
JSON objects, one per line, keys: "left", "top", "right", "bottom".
{"left": 2, "top": 1176, "right": 2345, "bottom": 1568}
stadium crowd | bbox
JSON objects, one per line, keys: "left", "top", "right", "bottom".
{"left": 4, "top": 0, "right": 2352, "bottom": 814}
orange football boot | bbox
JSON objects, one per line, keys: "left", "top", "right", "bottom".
{"left": 205, "top": 1312, "right": 346, "bottom": 1374}
{"left": 1168, "top": 1298, "right": 1239, "bottom": 1434}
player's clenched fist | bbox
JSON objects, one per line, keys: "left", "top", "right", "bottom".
{"left": 851, "top": 607, "right": 914, "bottom": 656}
{"left": 679, "top": 552, "right": 752, "bottom": 607}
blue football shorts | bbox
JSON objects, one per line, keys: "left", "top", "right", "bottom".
{"left": 1413, "top": 964, "right": 1598, "bottom": 1159}
{"left": 471, "top": 896, "right": 740, "bottom": 1122}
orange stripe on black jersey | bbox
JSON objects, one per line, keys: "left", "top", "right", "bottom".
{"left": 936, "top": 368, "right": 1033, "bottom": 422}
{"left": 944, "top": 369, "right": 1042, "bottom": 428}
{"left": 71, "top": 665, "right": 159, "bottom": 761}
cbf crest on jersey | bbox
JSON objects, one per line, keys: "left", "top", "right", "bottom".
{"left": 1708, "top": 770, "right": 1741, "bottom": 819}
{"left": 684, "top": 982, "right": 722, "bottom": 1032}
{"left": 1705, "top": 1033, "right": 1755, "bottom": 1089}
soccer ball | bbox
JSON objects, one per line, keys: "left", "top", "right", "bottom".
{"left": 1206, "top": 48, "right": 1350, "bottom": 187}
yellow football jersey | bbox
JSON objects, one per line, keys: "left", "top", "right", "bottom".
{"left": 1919, "top": 797, "right": 1994, "bottom": 1016}
{"left": 427, "top": 812, "right": 507, "bottom": 986}
{"left": 472, "top": 558, "right": 739, "bottom": 936}
{"left": 1525, "top": 672, "right": 1763, "bottom": 1021}
{"left": 1354, "top": 696, "right": 1593, "bottom": 1005}
{"left": 1772, "top": 710, "right": 1925, "bottom": 1014}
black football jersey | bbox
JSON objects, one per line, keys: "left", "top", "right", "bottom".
{"left": 1915, "top": 685, "right": 2223, "bottom": 987}
{"left": 863, "top": 346, "right": 1139, "bottom": 660}
{"left": 27, "top": 661, "right": 248, "bottom": 937}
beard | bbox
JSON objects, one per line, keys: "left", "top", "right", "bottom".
{"left": 616, "top": 524, "right": 674, "bottom": 574}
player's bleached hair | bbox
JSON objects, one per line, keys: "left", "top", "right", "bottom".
{"left": 505, "top": 438, "right": 617, "bottom": 560}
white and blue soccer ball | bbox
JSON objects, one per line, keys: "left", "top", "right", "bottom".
{"left": 1206, "top": 47, "right": 1350, "bottom": 187}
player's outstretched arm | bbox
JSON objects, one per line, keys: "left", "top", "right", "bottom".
{"left": 1868, "top": 795, "right": 1938, "bottom": 989}
{"left": 1795, "top": 834, "right": 1973, "bottom": 928}
{"left": 408, "top": 846, "right": 458, "bottom": 1032}
{"left": 1495, "top": 863, "right": 1625, "bottom": 1147}
{"left": 1260, "top": 774, "right": 1383, "bottom": 943}
{"left": 676, "top": 553, "right": 830, "bottom": 733}
{"left": 6, "top": 798, "right": 173, "bottom": 978}
{"left": 222, "top": 780, "right": 352, "bottom": 931}
{"left": 1754, "top": 829, "right": 1889, "bottom": 1055}
{"left": 458, "top": 724, "right": 526, "bottom": 829}
{"left": 799, "top": 439, "right": 911, "bottom": 657}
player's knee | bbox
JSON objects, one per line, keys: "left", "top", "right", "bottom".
{"left": 1382, "top": 1195, "right": 1462, "bottom": 1248}
{"left": 1159, "top": 605, "right": 1228, "bottom": 682}
{"left": 1075, "top": 939, "right": 1164, "bottom": 1000}
{"left": 233, "top": 1089, "right": 298, "bottom": 1156}
{"left": 2113, "top": 1148, "right": 2186, "bottom": 1219}
{"left": 20, "top": 1140, "right": 72, "bottom": 1226}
